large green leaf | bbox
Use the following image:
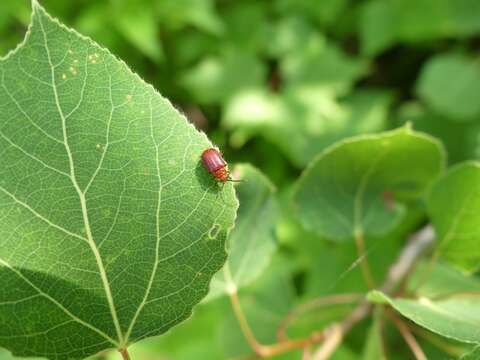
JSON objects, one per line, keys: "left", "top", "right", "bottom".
{"left": 0, "top": 2, "right": 237, "bottom": 359}
{"left": 293, "top": 127, "right": 445, "bottom": 241}
{"left": 206, "top": 164, "right": 278, "bottom": 301}
{"left": 428, "top": 162, "right": 480, "bottom": 272}
{"left": 369, "top": 291, "right": 480, "bottom": 344}
{"left": 416, "top": 54, "right": 480, "bottom": 121}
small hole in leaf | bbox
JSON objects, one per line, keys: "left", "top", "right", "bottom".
{"left": 208, "top": 224, "right": 221, "bottom": 239}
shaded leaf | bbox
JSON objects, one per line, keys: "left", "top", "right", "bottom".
{"left": 396, "top": 102, "right": 480, "bottom": 165}
{"left": 0, "top": 2, "right": 237, "bottom": 359}
{"left": 112, "top": 4, "right": 163, "bottom": 62}
{"left": 274, "top": 0, "right": 349, "bottom": 28}
{"left": 221, "top": 255, "right": 297, "bottom": 359}
{"left": 181, "top": 48, "right": 266, "bottom": 105}
{"left": 206, "top": 164, "right": 278, "bottom": 301}
{"left": 279, "top": 34, "right": 367, "bottom": 96}
{"left": 155, "top": 0, "right": 224, "bottom": 34}
{"left": 416, "top": 54, "right": 480, "bottom": 121}
{"left": 461, "top": 346, "right": 480, "bottom": 360}
{"left": 293, "top": 127, "right": 445, "bottom": 241}
{"left": 408, "top": 261, "right": 480, "bottom": 299}
{"left": 224, "top": 89, "right": 391, "bottom": 167}
{"left": 360, "top": 0, "right": 480, "bottom": 55}
{"left": 428, "top": 162, "right": 480, "bottom": 272}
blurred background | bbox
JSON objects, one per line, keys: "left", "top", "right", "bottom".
{"left": 1, "top": 0, "right": 480, "bottom": 359}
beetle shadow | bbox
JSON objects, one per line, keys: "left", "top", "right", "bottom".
{"left": 194, "top": 161, "right": 220, "bottom": 194}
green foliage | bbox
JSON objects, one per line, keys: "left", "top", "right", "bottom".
{"left": 1, "top": 0, "right": 480, "bottom": 359}
{"left": 428, "top": 162, "right": 480, "bottom": 272}
{"left": 360, "top": 0, "right": 480, "bottom": 55}
{"left": 0, "top": 2, "right": 236, "bottom": 359}
{"left": 369, "top": 290, "right": 480, "bottom": 344}
{"left": 462, "top": 346, "right": 480, "bottom": 360}
{"left": 362, "top": 311, "right": 386, "bottom": 360}
{"left": 293, "top": 127, "right": 444, "bottom": 241}
{"left": 416, "top": 53, "right": 480, "bottom": 121}
{"left": 207, "top": 164, "right": 278, "bottom": 301}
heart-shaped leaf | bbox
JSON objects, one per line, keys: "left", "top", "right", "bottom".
{"left": 428, "top": 162, "right": 480, "bottom": 272}
{"left": 293, "top": 126, "right": 445, "bottom": 241}
{"left": 0, "top": 2, "right": 237, "bottom": 359}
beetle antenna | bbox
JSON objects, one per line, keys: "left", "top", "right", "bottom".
{"left": 227, "top": 177, "right": 244, "bottom": 183}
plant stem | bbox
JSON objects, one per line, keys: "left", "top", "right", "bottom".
{"left": 311, "top": 225, "right": 435, "bottom": 359}
{"left": 228, "top": 225, "right": 435, "bottom": 359}
{"left": 277, "top": 293, "right": 363, "bottom": 341}
{"left": 119, "top": 348, "right": 130, "bottom": 360}
{"left": 388, "top": 313, "right": 427, "bottom": 360}
{"left": 354, "top": 227, "right": 376, "bottom": 288}
{"left": 228, "top": 288, "right": 262, "bottom": 352}
{"left": 409, "top": 323, "right": 467, "bottom": 357}
{"left": 228, "top": 286, "right": 324, "bottom": 357}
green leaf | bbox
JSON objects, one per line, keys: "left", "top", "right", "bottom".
{"left": 0, "top": 2, "right": 237, "bottom": 359}
{"left": 181, "top": 48, "right": 266, "bottom": 105}
{"left": 408, "top": 261, "right": 480, "bottom": 299}
{"left": 221, "top": 255, "right": 296, "bottom": 359}
{"left": 206, "top": 164, "right": 278, "bottom": 301}
{"left": 103, "top": 301, "right": 228, "bottom": 360}
{"left": 370, "top": 291, "right": 480, "bottom": 344}
{"left": 416, "top": 54, "right": 480, "bottom": 121}
{"left": 462, "top": 346, "right": 480, "bottom": 360}
{"left": 279, "top": 34, "right": 367, "bottom": 96}
{"left": 362, "top": 310, "right": 386, "bottom": 360}
{"left": 428, "top": 162, "right": 480, "bottom": 272}
{"left": 112, "top": 4, "right": 163, "bottom": 63}
{"left": 155, "top": 0, "right": 224, "bottom": 34}
{"left": 359, "top": 0, "right": 397, "bottom": 56}
{"left": 293, "top": 127, "right": 445, "bottom": 241}
{"left": 224, "top": 89, "right": 391, "bottom": 167}
{"left": 274, "top": 0, "right": 349, "bottom": 28}
{"left": 360, "top": 0, "right": 480, "bottom": 55}
{"left": 396, "top": 102, "right": 480, "bottom": 164}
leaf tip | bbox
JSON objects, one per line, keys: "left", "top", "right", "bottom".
{"left": 404, "top": 121, "right": 414, "bottom": 132}
{"left": 367, "top": 290, "right": 389, "bottom": 304}
{"left": 31, "top": 0, "right": 41, "bottom": 10}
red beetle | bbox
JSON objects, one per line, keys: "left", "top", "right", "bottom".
{"left": 201, "top": 148, "right": 238, "bottom": 182}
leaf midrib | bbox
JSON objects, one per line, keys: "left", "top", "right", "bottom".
{"left": 37, "top": 9, "right": 124, "bottom": 345}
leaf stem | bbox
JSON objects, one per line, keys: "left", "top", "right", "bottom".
{"left": 311, "top": 225, "right": 435, "bottom": 359}
{"left": 387, "top": 312, "right": 427, "bottom": 360}
{"left": 229, "top": 225, "right": 435, "bottom": 358}
{"left": 409, "top": 323, "right": 467, "bottom": 357}
{"left": 119, "top": 348, "right": 131, "bottom": 360}
{"left": 276, "top": 293, "right": 363, "bottom": 342}
{"left": 228, "top": 287, "right": 324, "bottom": 357}
{"left": 354, "top": 227, "right": 376, "bottom": 288}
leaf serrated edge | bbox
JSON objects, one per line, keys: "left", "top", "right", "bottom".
{"left": 1, "top": 0, "right": 240, "bottom": 352}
